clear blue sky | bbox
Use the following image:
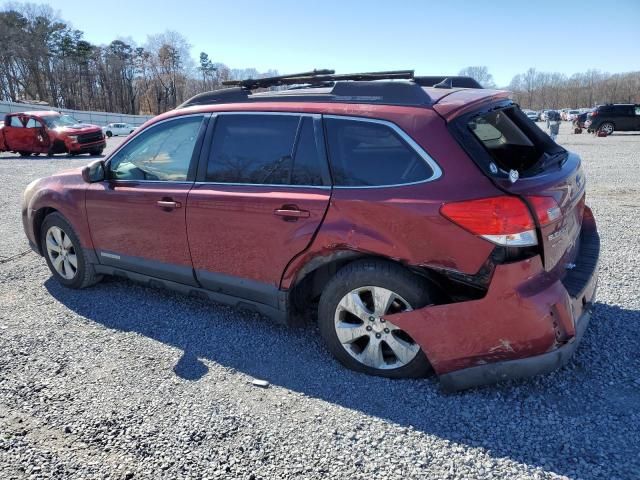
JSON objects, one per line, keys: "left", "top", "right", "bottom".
{"left": 43, "top": 0, "right": 640, "bottom": 86}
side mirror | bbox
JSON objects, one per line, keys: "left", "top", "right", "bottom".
{"left": 82, "top": 159, "right": 105, "bottom": 183}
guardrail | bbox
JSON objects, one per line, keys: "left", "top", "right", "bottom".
{"left": 0, "top": 101, "right": 153, "bottom": 127}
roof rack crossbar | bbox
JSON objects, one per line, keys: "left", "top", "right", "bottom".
{"left": 222, "top": 69, "right": 335, "bottom": 89}
{"left": 222, "top": 69, "right": 415, "bottom": 90}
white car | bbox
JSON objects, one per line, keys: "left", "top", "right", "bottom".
{"left": 523, "top": 109, "right": 539, "bottom": 121}
{"left": 102, "top": 123, "right": 137, "bottom": 137}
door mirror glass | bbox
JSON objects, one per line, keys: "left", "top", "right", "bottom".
{"left": 82, "top": 160, "right": 105, "bottom": 183}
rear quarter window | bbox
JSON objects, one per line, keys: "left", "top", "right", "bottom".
{"left": 324, "top": 117, "right": 435, "bottom": 187}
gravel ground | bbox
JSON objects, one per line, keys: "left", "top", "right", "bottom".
{"left": 0, "top": 123, "right": 639, "bottom": 479}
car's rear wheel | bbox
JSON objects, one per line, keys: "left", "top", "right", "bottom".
{"left": 41, "top": 213, "right": 102, "bottom": 289}
{"left": 599, "top": 122, "right": 614, "bottom": 135}
{"left": 318, "top": 259, "right": 433, "bottom": 378}
{"left": 18, "top": 151, "right": 31, "bottom": 157}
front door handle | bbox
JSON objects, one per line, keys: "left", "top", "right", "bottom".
{"left": 157, "top": 200, "right": 182, "bottom": 209}
{"left": 274, "top": 205, "right": 310, "bottom": 220}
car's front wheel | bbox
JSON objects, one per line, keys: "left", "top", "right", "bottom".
{"left": 318, "top": 259, "right": 433, "bottom": 378}
{"left": 105, "top": 131, "right": 113, "bottom": 137}
{"left": 41, "top": 213, "right": 102, "bottom": 289}
{"left": 599, "top": 122, "right": 614, "bottom": 135}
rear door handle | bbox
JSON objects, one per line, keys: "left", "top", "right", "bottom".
{"left": 157, "top": 200, "right": 182, "bottom": 209}
{"left": 274, "top": 206, "right": 310, "bottom": 219}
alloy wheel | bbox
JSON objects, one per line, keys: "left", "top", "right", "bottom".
{"left": 45, "top": 226, "right": 78, "bottom": 280}
{"left": 600, "top": 123, "right": 614, "bottom": 135}
{"left": 334, "top": 286, "right": 420, "bottom": 370}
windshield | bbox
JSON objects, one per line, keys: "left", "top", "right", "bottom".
{"left": 43, "top": 114, "right": 80, "bottom": 128}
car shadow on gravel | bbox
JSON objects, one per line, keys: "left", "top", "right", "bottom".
{"left": 45, "top": 277, "right": 640, "bottom": 479}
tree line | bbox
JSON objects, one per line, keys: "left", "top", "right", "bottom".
{"left": 507, "top": 68, "right": 640, "bottom": 110}
{"left": 2, "top": 4, "right": 638, "bottom": 116}
{"left": 0, "top": 3, "right": 277, "bottom": 115}
{"left": 458, "top": 66, "right": 639, "bottom": 110}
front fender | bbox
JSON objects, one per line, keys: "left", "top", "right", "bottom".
{"left": 23, "top": 171, "right": 95, "bottom": 259}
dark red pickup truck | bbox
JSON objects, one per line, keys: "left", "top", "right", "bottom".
{"left": 0, "top": 111, "right": 105, "bottom": 157}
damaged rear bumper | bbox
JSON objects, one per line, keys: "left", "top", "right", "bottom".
{"left": 386, "top": 207, "right": 600, "bottom": 391}
{"left": 439, "top": 304, "right": 593, "bottom": 391}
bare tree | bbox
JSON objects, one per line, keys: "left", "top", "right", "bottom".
{"left": 458, "top": 66, "right": 496, "bottom": 88}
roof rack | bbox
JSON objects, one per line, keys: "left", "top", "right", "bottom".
{"left": 221, "top": 69, "right": 335, "bottom": 89}
{"left": 178, "top": 70, "right": 484, "bottom": 109}
{"left": 221, "top": 69, "right": 415, "bottom": 89}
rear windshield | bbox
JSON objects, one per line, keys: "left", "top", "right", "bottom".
{"left": 465, "top": 106, "right": 564, "bottom": 177}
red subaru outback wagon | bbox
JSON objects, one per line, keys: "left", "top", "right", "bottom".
{"left": 22, "top": 70, "right": 599, "bottom": 390}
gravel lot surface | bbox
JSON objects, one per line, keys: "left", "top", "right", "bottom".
{"left": 1, "top": 124, "right": 639, "bottom": 479}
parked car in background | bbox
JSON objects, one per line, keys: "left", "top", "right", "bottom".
{"left": 523, "top": 109, "right": 539, "bottom": 121}
{"left": 573, "top": 111, "right": 592, "bottom": 132}
{"left": 0, "top": 111, "right": 105, "bottom": 156}
{"left": 585, "top": 104, "right": 640, "bottom": 135}
{"left": 21, "top": 70, "right": 599, "bottom": 391}
{"left": 567, "top": 110, "right": 581, "bottom": 121}
{"left": 102, "top": 123, "right": 137, "bottom": 137}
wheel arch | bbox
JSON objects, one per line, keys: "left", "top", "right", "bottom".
{"left": 33, "top": 206, "right": 59, "bottom": 255}
{"left": 287, "top": 251, "right": 441, "bottom": 315}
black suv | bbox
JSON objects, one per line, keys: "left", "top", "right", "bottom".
{"left": 586, "top": 104, "right": 640, "bottom": 135}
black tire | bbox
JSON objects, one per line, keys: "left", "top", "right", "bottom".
{"left": 40, "top": 212, "right": 102, "bottom": 289}
{"left": 318, "top": 259, "right": 434, "bottom": 379}
{"left": 18, "top": 151, "right": 31, "bottom": 157}
{"left": 129, "top": 130, "right": 134, "bottom": 134}
{"left": 599, "top": 122, "right": 614, "bottom": 135}
{"left": 105, "top": 131, "right": 113, "bottom": 137}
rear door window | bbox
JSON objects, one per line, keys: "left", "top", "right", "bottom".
{"left": 205, "top": 114, "right": 325, "bottom": 186}
{"left": 324, "top": 117, "right": 434, "bottom": 187}
{"left": 9, "top": 116, "right": 24, "bottom": 127}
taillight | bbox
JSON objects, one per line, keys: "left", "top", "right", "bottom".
{"left": 441, "top": 196, "right": 561, "bottom": 247}
{"left": 526, "top": 196, "right": 560, "bottom": 226}
{"left": 441, "top": 196, "right": 537, "bottom": 246}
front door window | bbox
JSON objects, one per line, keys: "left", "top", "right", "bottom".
{"left": 108, "top": 115, "right": 204, "bottom": 181}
